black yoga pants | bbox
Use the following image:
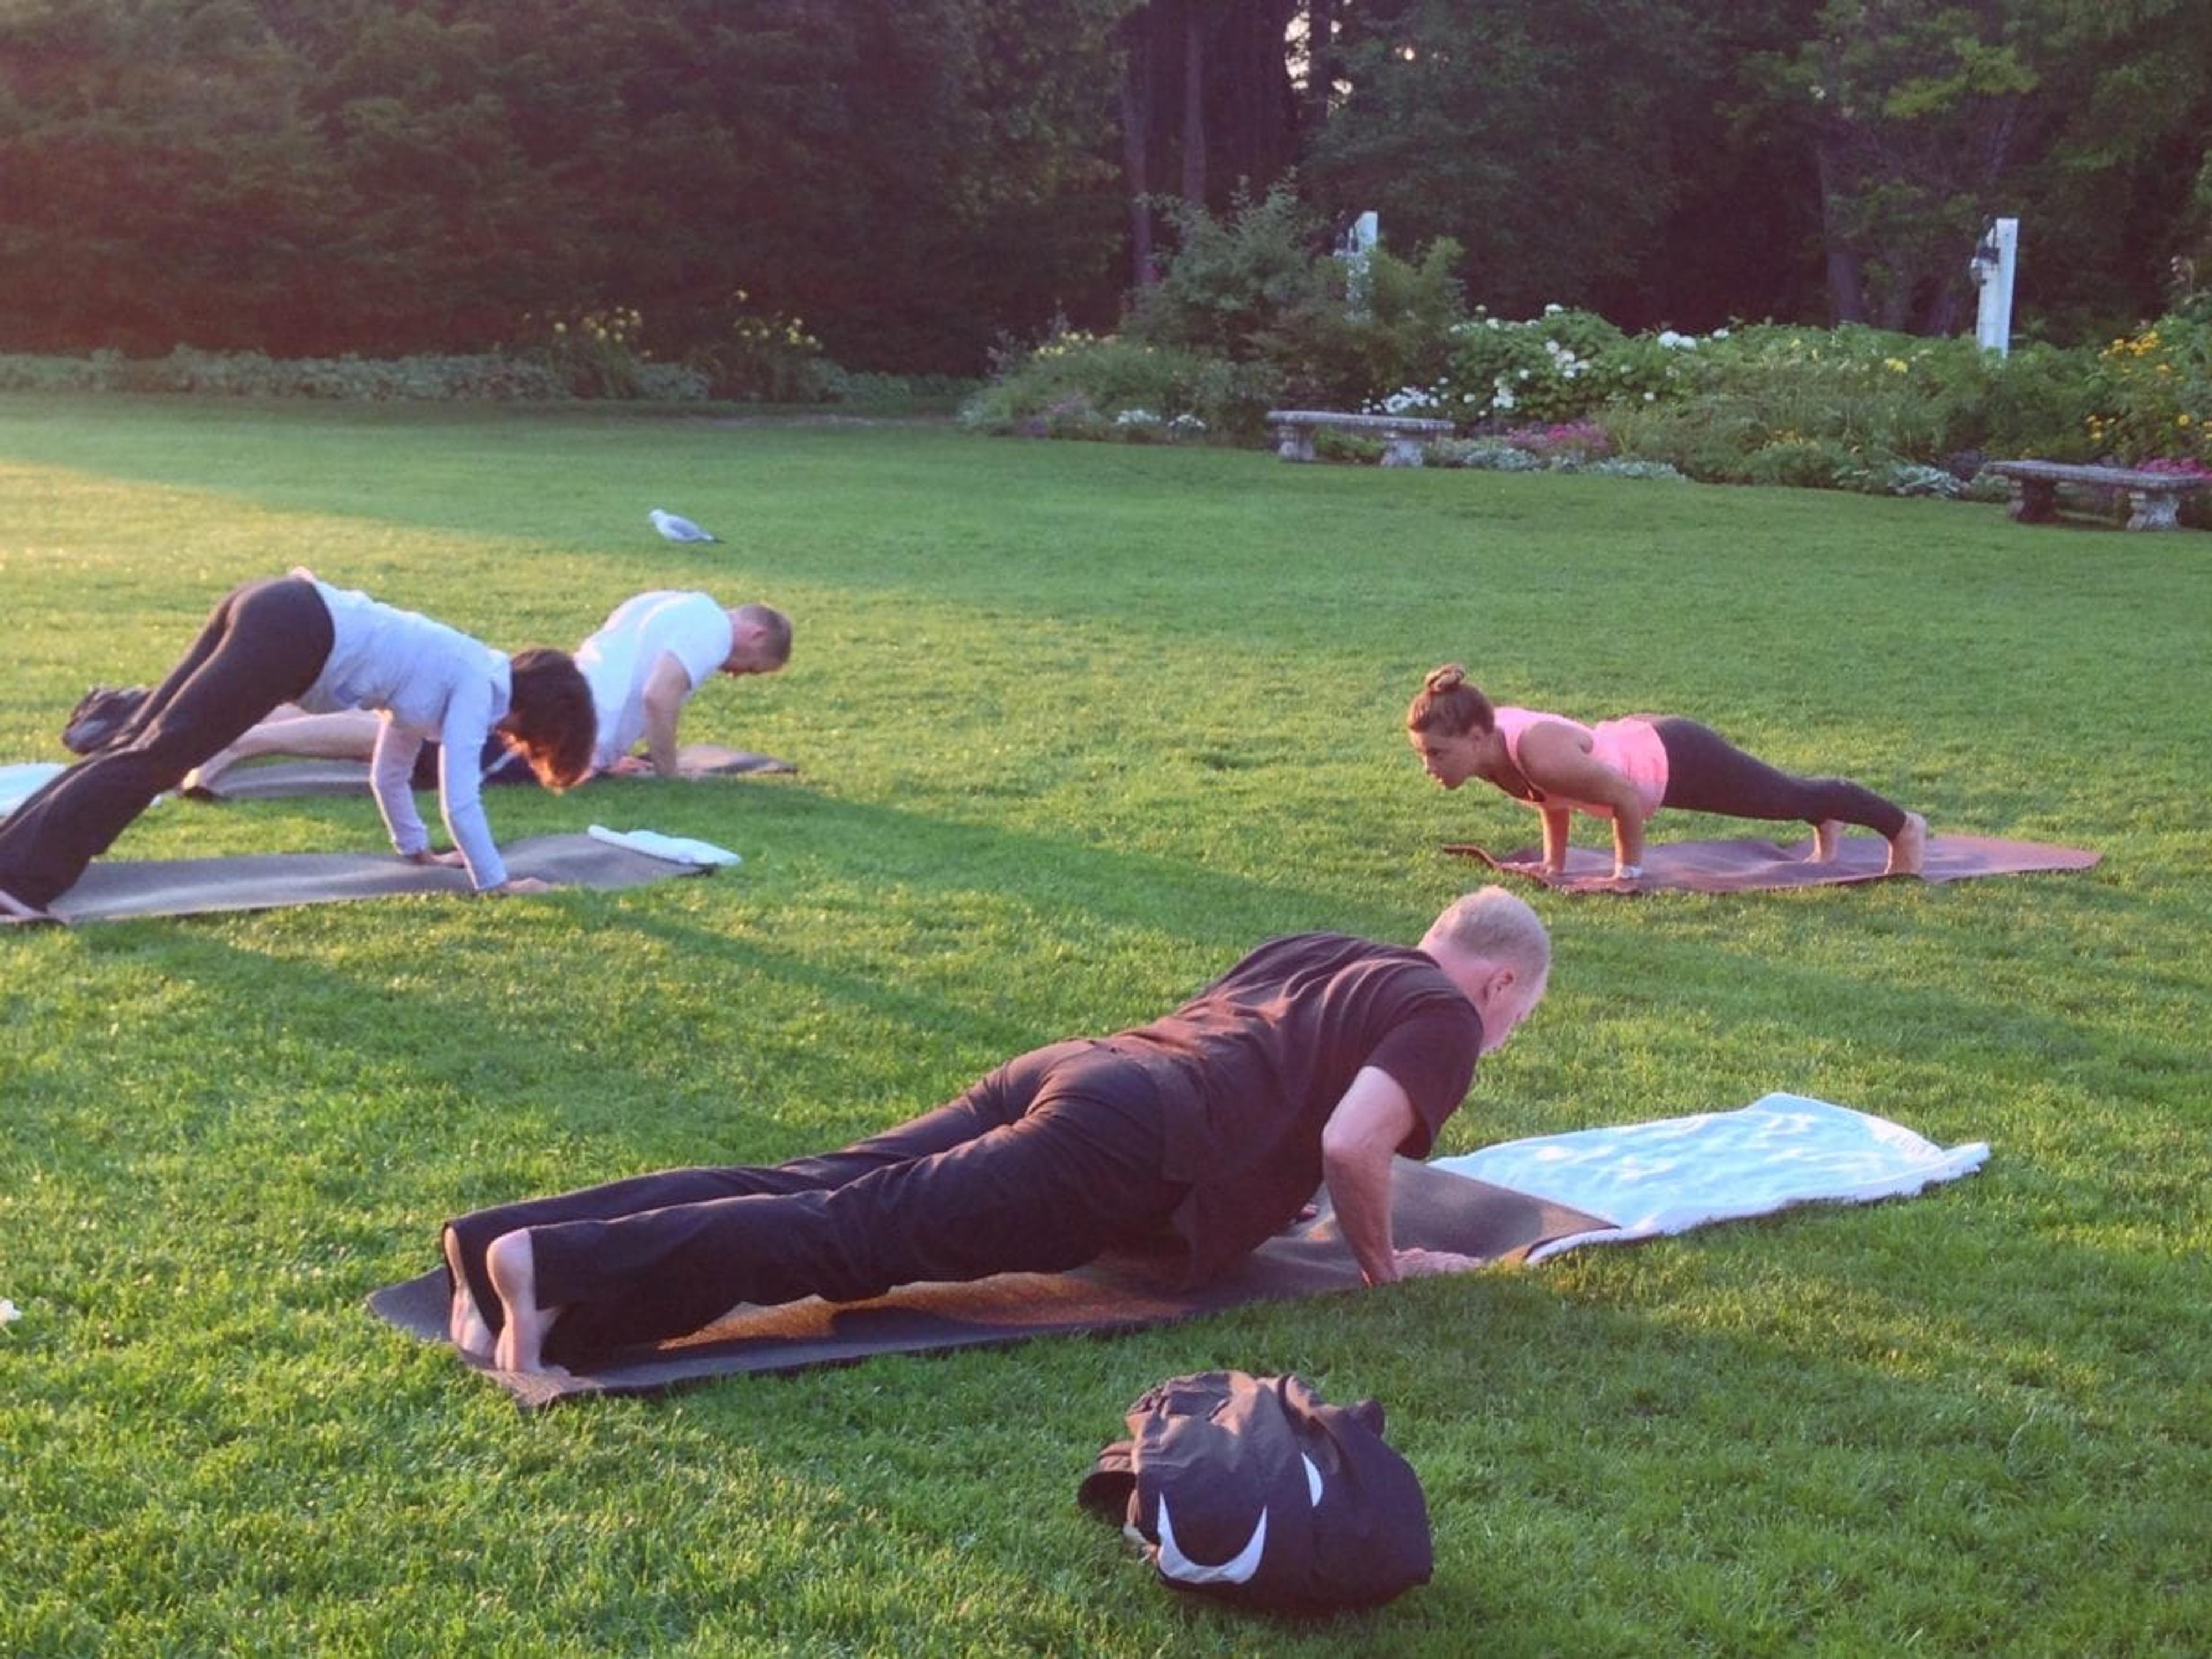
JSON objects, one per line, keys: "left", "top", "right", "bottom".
{"left": 1651, "top": 717, "right": 1907, "bottom": 839}
{"left": 0, "top": 577, "right": 333, "bottom": 907}
{"left": 444, "top": 1038, "right": 1191, "bottom": 1365}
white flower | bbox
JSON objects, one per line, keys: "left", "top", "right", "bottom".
{"left": 1544, "top": 304, "right": 1564, "bottom": 315}
{"left": 1, "top": 1298, "right": 19, "bottom": 1326}
{"left": 1711, "top": 327, "right": 1731, "bottom": 339}
{"left": 1643, "top": 391, "right": 1657, "bottom": 402}
{"left": 1494, "top": 389, "right": 1517, "bottom": 410}
{"left": 1517, "top": 369, "right": 1531, "bottom": 381}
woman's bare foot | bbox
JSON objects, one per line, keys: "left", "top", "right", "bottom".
{"left": 442, "top": 1228, "right": 495, "bottom": 1361}
{"left": 1884, "top": 811, "right": 1928, "bottom": 877}
{"left": 486, "top": 1230, "right": 563, "bottom": 1373}
{"left": 183, "top": 745, "right": 242, "bottom": 793}
{"left": 1810, "top": 820, "right": 1843, "bottom": 863}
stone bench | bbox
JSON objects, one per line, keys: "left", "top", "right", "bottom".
{"left": 1984, "top": 459, "right": 2210, "bottom": 532}
{"left": 1266, "top": 408, "right": 1456, "bottom": 467}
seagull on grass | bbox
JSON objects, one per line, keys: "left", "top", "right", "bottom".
{"left": 649, "top": 507, "right": 720, "bottom": 544}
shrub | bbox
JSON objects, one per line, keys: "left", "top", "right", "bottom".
{"left": 1312, "top": 426, "right": 1385, "bottom": 463}
{"left": 960, "top": 329, "right": 1278, "bottom": 441}
{"left": 689, "top": 290, "right": 840, "bottom": 402}
{"left": 2088, "top": 315, "right": 2211, "bottom": 467}
{"left": 1253, "top": 238, "right": 1468, "bottom": 409}
{"left": 1124, "top": 184, "right": 1330, "bottom": 362}
{"left": 524, "top": 305, "right": 657, "bottom": 398}
{"left": 0, "top": 346, "right": 579, "bottom": 400}
{"left": 1425, "top": 438, "right": 1546, "bottom": 472}
{"left": 1442, "top": 306, "right": 1635, "bottom": 425}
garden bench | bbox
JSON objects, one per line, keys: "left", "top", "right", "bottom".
{"left": 1984, "top": 459, "right": 2209, "bottom": 532}
{"left": 1266, "top": 408, "right": 1456, "bottom": 467}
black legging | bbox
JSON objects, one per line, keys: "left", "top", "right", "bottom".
{"left": 0, "top": 577, "right": 333, "bottom": 907}
{"left": 444, "top": 1039, "right": 1189, "bottom": 1366}
{"left": 1651, "top": 717, "right": 1907, "bottom": 839}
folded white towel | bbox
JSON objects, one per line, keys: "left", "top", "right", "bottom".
{"left": 1433, "top": 1093, "right": 1988, "bottom": 1262}
{"left": 585, "top": 824, "right": 744, "bottom": 868}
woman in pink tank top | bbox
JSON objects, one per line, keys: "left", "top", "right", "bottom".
{"left": 1404, "top": 665, "right": 1926, "bottom": 882}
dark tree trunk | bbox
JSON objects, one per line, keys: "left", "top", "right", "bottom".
{"left": 1119, "top": 36, "right": 1157, "bottom": 285}
{"left": 1815, "top": 137, "right": 1869, "bottom": 323}
{"left": 1181, "top": 2, "right": 1208, "bottom": 204}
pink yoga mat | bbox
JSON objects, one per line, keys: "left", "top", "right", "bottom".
{"left": 1444, "top": 834, "right": 2101, "bottom": 894}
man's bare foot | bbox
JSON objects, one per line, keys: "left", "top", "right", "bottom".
{"left": 1885, "top": 811, "right": 1928, "bottom": 877}
{"left": 442, "top": 1228, "right": 495, "bottom": 1361}
{"left": 1810, "top": 820, "right": 1843, "bottom": 863}
{"left": 486, "top": 1229, "right": 563, "bottom": 1373}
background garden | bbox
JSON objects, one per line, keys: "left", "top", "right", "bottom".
{"left": 3, "top": 2, "right": 2210, "bottom": 1652}
{"left": 1, "top": 399, "right": 2207, "bottom": 1654}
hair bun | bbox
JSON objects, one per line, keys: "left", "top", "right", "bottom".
{"left": 1424, "top": 664, "right": 1467, "bottom": 695}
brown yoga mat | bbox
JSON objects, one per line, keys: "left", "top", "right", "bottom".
{"left": 198, "top": 743, "right": 796, "bottom": 802}
{"left": 1445, "top": 834, "right": 2100, "bottom": 894}
{"left": 366, "top": 1157, "right": 1611, "bottom": 1409}
{"left": 16, "top": 834, "right": 714, "bottom": 926}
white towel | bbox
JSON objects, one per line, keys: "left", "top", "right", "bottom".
{"left": 585, "top": 824, "right": 744, "bottom": 868}
{"left": 0, "top": 762, "right": 65, "bottom": 819}
{"left": 1431, "top": 1093, "right": 1988, "bottom": 1263}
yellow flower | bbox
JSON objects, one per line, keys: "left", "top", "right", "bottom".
{"left": 2181, "top": 414, "right": 2195, "bottom": 428}
{"left": 1883, "top": 357, "right": 1908, "bottom": 373}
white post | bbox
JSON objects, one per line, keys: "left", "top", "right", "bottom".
{"left": 1971, "top": 217, "right": 2019, "bottom": 357}
{"left": 1338, "top": 210, "right": 1379, "bottom": 315}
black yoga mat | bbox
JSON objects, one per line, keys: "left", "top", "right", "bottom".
{"left": 367, "top": 1157, "right": 1612, "bottom": 1408}
{"left": 21, "top": 833, "right": 714, "bottom": 926}
{"left": 199, "top": 743, "right": 796, "bottom": 802}
{"left": 1445, "top": 833, "right": 2100, "bottom": 894}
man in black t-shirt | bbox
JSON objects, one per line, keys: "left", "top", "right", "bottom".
{"left": 446, "top": 888, "right": 1552, "bottom": 1374}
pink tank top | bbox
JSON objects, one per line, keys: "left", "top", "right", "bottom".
{"left": 1491, "top": 706, "right": 1669, "bottom": 821}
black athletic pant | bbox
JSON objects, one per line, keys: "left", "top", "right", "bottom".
{"left": 0, "top": 578, "right": 333, "bottom": 907}
{"left": 444, "top": 1039, "right": 1191, "bottom": 1366}
{"left": 1651, "top": 717, "right": 1907, "bottom": 839}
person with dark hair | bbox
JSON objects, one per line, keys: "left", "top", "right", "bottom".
{"left": 442, "top": 887, "right": 1553, "bottom": 1374}
{"left": 0, "top": 571, "right": 594, "bottom": 921}
{"left": 176, "top": 591, "right": 792, "bottom": 793}
{"left": 1405, "top": 664, "right": 1926, "bottom": 881}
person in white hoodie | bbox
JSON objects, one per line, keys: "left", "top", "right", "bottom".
{"left": 0, "top": 570, "right": 594, "bottom": 921}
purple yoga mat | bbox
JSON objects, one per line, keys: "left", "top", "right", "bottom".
{"left": 1444, "top": 834, "right": 2100, "bottom": 894}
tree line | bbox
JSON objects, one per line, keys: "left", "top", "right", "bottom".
{"left": 2, "top": 0, "right": 2206, "bottom": 372}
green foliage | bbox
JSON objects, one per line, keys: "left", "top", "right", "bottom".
{"left": 1255, "top": 238, "right": 1469, "bottom": 409}
{"left": 0, "top": 346, "right": 575, "bottom": 401}
{"left": 1442, "top": 307, "right": 1638, "bottom": 424}
{"left": 2088, "top": 315, "right": 2212, "bottom": 465}
{"left": 1309, "top": 0, "right": 1714, "bottom": 319}
{"left": 1123, "top": 183, "right": 1331, "bottom": 362}
{"left": 1, "top": 400, "right": 2209, "bottom": 1655}
{"left": 961, "top": 329, "right": 1279, "bottom": 440}
{"left": 687, "top": 291, "right": 839, "bottom": 403}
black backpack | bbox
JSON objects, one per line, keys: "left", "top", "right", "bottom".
{"left": 1078, "top": 1370, "right": 1433, "bottom": 1612}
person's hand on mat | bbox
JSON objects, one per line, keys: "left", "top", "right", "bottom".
{"left": 406, "top": 848, "right": 468, "bottom": 869}
{"left": 1392, "top": 1247, "right": 1486, "bottom": 1278}
{"left": 607, "top": 755, "right": 654, "bottom": 777}
{"left": 488, "top": 876, "right": 556, "bottom": 896}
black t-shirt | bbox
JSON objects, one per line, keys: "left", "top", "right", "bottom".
{"left": 1115, "top": 933, "right": 1486, "bottom": 1279}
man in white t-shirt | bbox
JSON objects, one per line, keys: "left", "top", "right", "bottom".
{"left": 574, "top": 592, "right": 792, "bottom": 778}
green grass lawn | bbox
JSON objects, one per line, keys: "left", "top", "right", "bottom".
{"left": 2, "top": 395, "right": 2207, "bottom": 1656}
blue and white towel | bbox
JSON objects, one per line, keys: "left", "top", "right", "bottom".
{"left": 1432, "top": 1093, "right": 1988, "bottom": 1262}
